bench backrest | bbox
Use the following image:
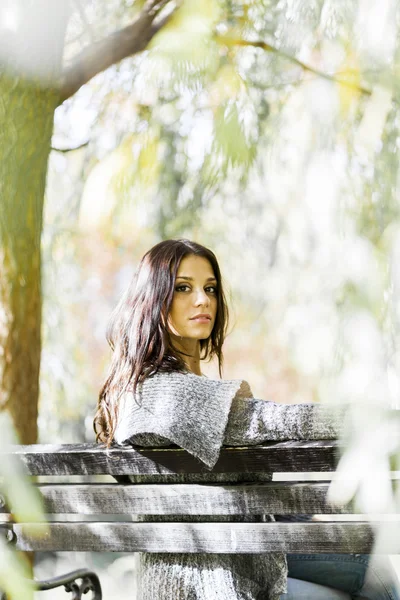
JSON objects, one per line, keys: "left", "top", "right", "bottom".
{"left": 0, "top": 441, "right": 387, "bottom": 553}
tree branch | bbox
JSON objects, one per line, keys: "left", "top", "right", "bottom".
{"left": 59, "top": 0, "right": 174, "bottom": 105}
{"left": 51, "top": 141, "right": 89, "bottom": 153}
{"left": 218, "top": 36, "right": 372, "bottom": 97}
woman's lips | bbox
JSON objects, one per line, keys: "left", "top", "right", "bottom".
{"left": 190, "top": 316, "right": 212, "bottom": 323}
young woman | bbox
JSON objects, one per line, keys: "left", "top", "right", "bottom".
{"left": 94, "top": 239, "right": 399, "bottom": 600}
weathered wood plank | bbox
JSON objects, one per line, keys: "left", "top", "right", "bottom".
{"left": 3, "top": 482, "right": 351, "bottom": 515}
{"left": 12, "top": 522, "right": 375, "bottom": 553}
{"left": 7, "top": 441, "right": 338, "bottom": 475}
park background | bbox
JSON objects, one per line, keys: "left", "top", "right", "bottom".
{"left": 2, "top": 0, "right": 400, "bottom": 597}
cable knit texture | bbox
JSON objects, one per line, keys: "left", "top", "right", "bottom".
{"left": 113, "top": 371, "right": 338, "bottom": 600}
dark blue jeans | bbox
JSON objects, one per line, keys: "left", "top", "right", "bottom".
{"left": 285, "top": 553, "right": 399, "bottom": 600}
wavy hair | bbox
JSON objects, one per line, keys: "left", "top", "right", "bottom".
{"left": 93, "top": 239, "right": 229, "bottom": 445}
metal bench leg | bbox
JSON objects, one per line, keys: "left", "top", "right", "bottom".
{"left": 0, "top": 569, "right": 102, "bottom": 599}
{"left": 35, "top": 568, "right": 102, "bottom": 599}
{"left": 1, "top": 569, "right": 103, "bottom": 599}
{"left": 0, "top": 526, "right": 102, "bottom": 599}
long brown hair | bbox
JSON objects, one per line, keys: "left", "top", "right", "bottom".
{"left": 94, "top": 239, "right": 229, "bottom": 445}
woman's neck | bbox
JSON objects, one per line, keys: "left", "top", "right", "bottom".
{"left": 184, "top": 355, "right": 202, "bottom": 376}
{"left": 170, "top": 335, "right": 202, "bottom": 376}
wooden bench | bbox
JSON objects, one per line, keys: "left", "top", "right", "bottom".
{"left": 0, "top": 440, "right": 391, "bottom": 597}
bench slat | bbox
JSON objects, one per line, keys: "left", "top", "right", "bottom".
{"left": 5, "top": 482, "right": 350, "bottom": 515}
{"left": 9, "top": 441, "right": 338, "bottom": 475}
{"left": 11, "top": 522, "right": 374, "bottom": 553}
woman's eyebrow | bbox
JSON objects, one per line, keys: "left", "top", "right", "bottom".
{"left": 176, "top": 276, "right": 217, "bottom": 282}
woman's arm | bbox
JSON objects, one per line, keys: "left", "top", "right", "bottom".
{"left": 224, "top": 395, "right": 339, "bottom": 445}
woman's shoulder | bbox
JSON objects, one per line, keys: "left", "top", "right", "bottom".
{"left": 144, "top": 369, "right": 253, "bottom": 399}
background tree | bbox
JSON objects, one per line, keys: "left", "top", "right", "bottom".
{"left": 0, "top": 0, "right": 71, "bottom": 445}
{"left": 0, "top": 0, "right": 173, "bottom": 444}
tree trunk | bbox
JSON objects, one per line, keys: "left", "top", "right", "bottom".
{"left": 0, "top": 1, "right": 70, "bottom": 444}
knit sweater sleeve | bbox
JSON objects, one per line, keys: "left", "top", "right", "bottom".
{"left": 224, "top": 395, "right": 339, "bottom": 445}
{"left": 113, "top": 371, "right": 250, "bottom": 469}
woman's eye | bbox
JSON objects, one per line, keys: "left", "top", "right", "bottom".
{"left": 206, "top": 286, "right": 217, "bottom": 294}
{"left": 175, "top": 285, "right": 190, "bottom": 292}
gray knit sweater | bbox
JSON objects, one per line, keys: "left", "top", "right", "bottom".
{"left": 114, "top": 371, "right": 338, "bottom": 600}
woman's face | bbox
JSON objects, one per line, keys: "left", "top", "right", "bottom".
{"left": 168, "top": 254, "right": 218, "bottom": 342}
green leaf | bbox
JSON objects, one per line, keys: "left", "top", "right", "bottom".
{"left": 214, "top": 102, "right": 255, "bottom": 166}
{"left": 0, "top": 539, "right": 34, "bottom": 600}
{"left": 149, "top": 0, "right": 220, "bottom": 71}
{"left": 0, "top": 414, "right": 46, "bottom": 524}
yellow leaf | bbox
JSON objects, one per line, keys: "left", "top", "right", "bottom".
{"left": 336, "top": 52, "right": 361, "bottom": 116}
{"left": 79, "top": 136, "right": 134, "bottom": 230}
{"left": 210, "top": 64, "right": 244, "bottom": 106}
{"left": 137, "top": 133, "right": 161, "bottom": 185}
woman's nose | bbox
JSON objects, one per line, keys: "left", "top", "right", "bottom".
{"left": 194, "top": 289, "right": 210, "bottom": 306}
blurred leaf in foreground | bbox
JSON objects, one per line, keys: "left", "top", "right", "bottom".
{"left": 0, "top": 413, "right": 47, "bottom": 599}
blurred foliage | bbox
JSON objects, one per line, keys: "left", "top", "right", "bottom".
{"left": 37, "top": 0, "right": 400, "bottom": 552}
{"left": 0, "top": 415, "right": 47, "bottom": 599}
